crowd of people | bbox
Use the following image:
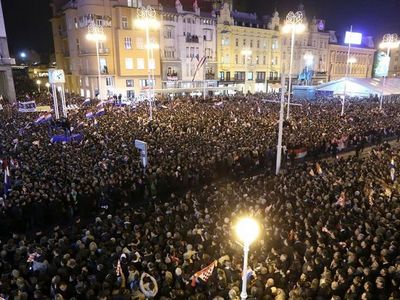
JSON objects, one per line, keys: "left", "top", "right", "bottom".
{"left": 0, "top": 92, "right": 400, "bottom": 299}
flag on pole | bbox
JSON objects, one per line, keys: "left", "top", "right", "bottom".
{"left": 116, "top": 253, "right": 127, "bottom": 276}
{"left": 191, "top": 260, "right": 217, "bottom": 287}
{"left": 85, "top": 112, "right": 94, "bottom": 119}
{"left": 95, "top": 108, "right": 105, "bottom": 117}
{"left": 192, "top": 56, "right": 207, "bottom": 81}
{"left": 390, "top": 158, "right": 396, "bottom": 182}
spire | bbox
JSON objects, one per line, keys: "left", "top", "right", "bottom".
{"left": 175, "top": 0, "right": 183, "bottom": 13}
{"left": 193, "top": 0, "right": 200, "bottom": 15}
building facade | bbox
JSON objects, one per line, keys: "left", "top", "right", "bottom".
{"left": 0, "top": 0, "right": 16, "bottom": 102}
{"left": 281, "top": 7, "right": 330, "bottom": 85}
{"left": 327, "top": 33, "right": 375, "bottom": 81}
{"left": 387, "top": 48, "right": 400, "bottom": 78}
{"left": 159, "top": 0, "right": 218, "bottom": 91}
{"left": 51, "top": 0, "right": 162, "bottom": 100}
{"left": 216, "top": 3, "right": 281, "bottom": 93}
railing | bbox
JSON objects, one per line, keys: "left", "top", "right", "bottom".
{"left": 79, "top": 48, "right": 110, "bottom": 55}
{"left": 205, "top": 73, "right": 215, "bottom": 80}
{"left": 0, "top": 58, "right": 15, "bottom": 65}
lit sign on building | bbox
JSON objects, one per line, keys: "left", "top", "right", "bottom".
{"left": 374, "top": 51, "right": 390, "bottom": 77}
{"left": 344, "top": 31, "right": 362, "bottom": 45}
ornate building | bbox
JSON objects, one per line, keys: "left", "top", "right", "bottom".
{"left": 216, "top": 3, "right": 281, "bottom": 93}
{"left": 51, "top": 0, "right": 162, "bottom": 99}
{"left": 159, "top": 0, "right": 218, "bottom": 90}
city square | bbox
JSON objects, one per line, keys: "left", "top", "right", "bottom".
{"left": 1, "top": 0, "right": 400, "bottom": 299}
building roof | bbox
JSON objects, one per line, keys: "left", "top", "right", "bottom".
{"left": 160, "top": 0, "right": 213, "bottom": 13}
{"left": 316, "top": 77, "right": 400, "bottom": 96}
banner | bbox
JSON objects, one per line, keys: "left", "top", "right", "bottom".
{"left": 18, "top": 101, "right": 36, "bottom": 112}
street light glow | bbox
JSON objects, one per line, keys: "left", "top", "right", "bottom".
{"left": 379, "top": 33, "right": 400, "bottom": 49}
{"left": 86, "top": 24, "right": 106, "bottom": 42}
{"left": 235, "top": 217, "right": 259, "bottom": 245}
{"left": 347, "top": 57, "right": 357, "bottom": 64}
{"left": 240, "top": 49, "right": 252, "bottom": 56}
{"left": 145, "top": 43, "right": 160, "bottom": 50}
{"left": 36, "top": 80, "right": 41, "bottom": 85}
{"left": 45, "top": 82, "right": 50, "bottom": 88}
{"left": 304, "top": 53, "right": 314, "bottom": 66}
{"left": 282, "top": 11, "right": 306, "bottom": 34}
{"left": 20, "top": 52, "right": 26, "bottom": 58}
{"left": 134, "top": 6, "right": 160, "bottom": 30}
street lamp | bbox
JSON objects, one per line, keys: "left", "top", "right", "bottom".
{"left": 36, "top": 80, "right": 41, "bottom": 92}
{"left": 235, "top": 217, "right": 260, "bottom": 300}
{"left": 86, "top": 23, "right": 106, "bottom": 100}
{"left": 303, "top": 52, "right": 314, "bottom": 86}
{"left": 379, "top": 33, "right": 400, "bottom": 110}
{"left": 282, "top": 11, "right": 306, "bottom": 119}
{"left": 241, "top": 49, "right": 252, "bottom": 94}
{"left": 135, "top": 6, "right": 160, "bottom": 121}
{"left": 45, "top": 82, "right": 50, "bottom": 93}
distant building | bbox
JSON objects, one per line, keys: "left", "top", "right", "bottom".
{"left": 0, "top": 0, "right": 16, "bottom": 102}
{"left": 216, "top": 3, "right": 282, "bottom": 93}
{"left": 327, "top": 31, "right": 376, "bottom": 81}
{"left": 159, "top": 0, "right": 218, "bottom": 91}
{"left": 51, "top": 0, "right": 162, "bottom": 99}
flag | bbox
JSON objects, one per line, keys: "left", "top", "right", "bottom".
{"left": 85, "top": 112, "right": 94, "bottom": 119}
{"left": 243, "top": 266, "right": 257, "bottom": 280}
{"left": 316, "top": 163, "right": 323, "bottom": 175}
{"left": 390, "top": 158, "right": 396, "bottom": 182}
{"left": 192, "top": 56, "right": 207, "bottom": 81}
{"left": 95, "top": 108, "right": 105, "bottom": 117}
{"left": 336, "top": 191, "right": 345, "bottom": 207}
{"left": 82, "top": 98, "right": 91, "bottom": 106}
{"left": 191, "top": 260, "right": 217, "bottom": 287}
{"left": 34, "top": 114, "right": 52, "bottom": 125}
{"left": 3, "top": 161, "right": 11, "bottom": 199}
{"left": 309, "top": 169, "right": 315, "bottom": 176}
{"left": 116, "top": 253, "right": 126, "bottom": 276}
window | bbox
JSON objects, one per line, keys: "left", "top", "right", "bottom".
{"left": 127, "top": 90, "right": 135, "bottom": 98}
{"left": 219, "top": 71, "right": 225, "bottom": 80}
{"left": 127, "top": 0, "right": 141, "bottom": 7}
{"left": 140, "top": 79, "right": 155, "bottom": 88}
{"left": 250, "top": 40, "right": 253, "bottom": 48}
{"left": 257, "top": 40, "right": 260, "bottom": 48}
{"left": 136, "top": 37, "right": 144, "bottom": 49}
{"left": 235, "top": 55, "right": 238, "bottom": 64}
{"left": 235, "top": 38, "right": 239, "bottom": 47}
{"left": 205, "top": 48, "right": 212, "bottom": 59}
{"left": 74, "top": 18, "right": 78, "bottom": 29}
{"left": 234, "top": 71, "right": 245, "bottom": 81}
{"left": 76, "top": 38, "right": 80, "bottom": 52}
{"left": 272, "top": 39, "right": 278, "bottom": 50}
{"left": 256, "top": 56, "right": 259, "bottom": 64}
{"left": 164, "top": 26, "right": 174, "bottom": 39}
{"left": 126, "top": 80, "right": 134, "bottom": 87}
{"left": 247, "top": 72, "right": 253, "bottom": 80}
{"left": 100, "top": 58, "right": 107, "bottom": 74}
{"left": 263, "top": 56, "right": 266, "bottom": 65}
{"left": 125, "top": 58, "right": 133, "bottom": 70}
{"left": 203, "top": 29, "right": 213, "bottom": 41}
{"left": 148, "top": 58, "right": 155, "bottom": 70}
{"left": 121, "top": 16, "right": 128, "bottom": 29}
{"left": 222, "top": 37, "right": 230, "bottom": 46}
{"left": 243, "top": 39, "right": 246, "bottom": 46}
{"left": 105, "top": 77, "right": 113, "bottom": 86}
{"left": 164, "top": 47, "right": 175, "bottom": 59}
{"left": 124, "top": 37, "right": 132, "bottom": 49}
{"left": 256, "top": 72, "right": 266, "bottom": 81}
{"left": 137, "top": 58, "right": 145, "bottom": 69}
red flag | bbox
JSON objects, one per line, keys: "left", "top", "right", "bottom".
{"left": 191, "top": 260, "right": 217, "bottom": 287}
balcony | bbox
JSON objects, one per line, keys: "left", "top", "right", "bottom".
{"left": 186, "top": 35, "right": 199, "bottom": 43}
{"left": 205, "top": 73, "right": 215, "bottom": 80}
{"left": 0, "top": 58, "right": 15, "bottom": 65}
{"left": 256, "top": 78, "right": 266, "bottom": 83}
{"left": 268, "top": 77, "right": 281, "bottom": 82}
{"left": 79, "top": 48, "right": 110, "bottom": 55}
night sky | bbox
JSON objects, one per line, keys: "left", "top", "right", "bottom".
{"left": 2, "top": 0, "right": 400, "bottom": 58}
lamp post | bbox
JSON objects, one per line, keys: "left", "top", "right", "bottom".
{"left": 36, "top": 80, "right": 41, "bottom": 92}
{"left": 282, "top": 11, "right": 306, "bottom": 120}
{"left": 379, "top": 33, "right": 399, "bottom": 110}
{"left": 45, "top": 82, "right": 50, "bottom": 93}
{"left": 86, "top": 23, "right": 106, "bottom": 100}
{"left": 235, "top": 217, "right": 260, "bottom": 300}
{"left": 135, "top": 6, "right": 160, "bottom": 121}
{"left": 241, "top": 49, "right": 252, "bottom": 94}
{"left": 303, "top": 53, "right": 313, "bottom": 86}
{"left": 347, "top": 57, "right": 357, "bottom": 76}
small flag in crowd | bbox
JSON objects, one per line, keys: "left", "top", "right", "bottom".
{"left": 27, "top": 252, "right": 39, "bottom": 263}
{"left": 82, "top": 98, "right": 91, "bottom": 106}
{"left": 316, "top": 163, "right": 323, "bottom": 175}
{"left": 95, "top": 108, "right": 105, "bottom": 117}
{"left": 34, "top": 114, "right": 52, "bottom": 125}
{"left": 86, "top": 112, "right": 94, "bottom": 119}
{"left": 191, "top": 260, "right": 217, "bottom": 287}
{"left": 243, "top": 266, "right": 257, "bottom": 280}
{"left": 116, "top": 253, "right": 127, "bottom": 276}
{"left": 3, "top": 160, "right": 11, "bottom": 199}
{"left": 390, "top": 158, "right": 396, "bottom": 182}
{"left": 336, "top": 191, "right": 345, "bottom": 207}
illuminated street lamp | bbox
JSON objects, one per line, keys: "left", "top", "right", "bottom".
{"left": 36, "top": 80, "right": 41, "bottom": 92}
{"left": 347, "top": 57, "right": 357, "bottom": 75}
{"left": 135, "top": 6, "right": 160, "bottom": 121}
{"left": 86, "top": 23, "right": 106, "bottom": 100}
{"left": 303, "top": 52, "right": 314, "bottom": 85}
{"left": 379, "top": 33, "right": 400, "bottom": 110}
{"left": 241, "top": 49, "right": 252, "bottom": 94}
{"left": 45, "top": 82, "right": 50, "bottom": 93}
{"left": 282, "top": 11, "right": 306, "bottom": 119}
{"left": 235, "top": 217, "right": 260, "bottom": 300}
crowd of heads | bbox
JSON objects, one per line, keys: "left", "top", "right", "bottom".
{"left": 0, "top": 92, "right": 400, "bottom": 299}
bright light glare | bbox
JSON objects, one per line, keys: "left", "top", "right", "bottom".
{"left": 304, "top": 53, "right": 314, "bottom": 66}
{"left": 145, "top": 43, "right": 160, "bottom": 50}
{"left": 86, "top": 33, "right": 106, "bottom": 42}
{"left": 241, "top": 49, "right": 252, "bottom": 56}
{"left": 134, "top": 18, "right": 160, "bottom": 30}
{"left": 235, "top": 217, "right": 259, "bottom": 245}
{"left": 45, "top": 83, "right": 50, "bottom": 88}
{"left": 36, "top": 80, "right": 41, "bottom": 85}
{"left": 20, "top": 52, "right": 26, "bottom": 58}
{"left": 380, "top": 41, "right": 400, "bottom": 49}
{"left": 282, "top": 23, "right": 306, "bottom": 34}
{"left": 347, "top": 57, "right": 357, "bottom": 64}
